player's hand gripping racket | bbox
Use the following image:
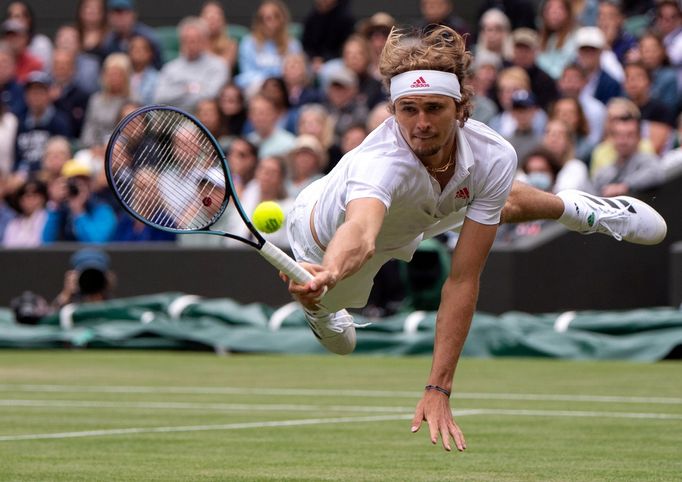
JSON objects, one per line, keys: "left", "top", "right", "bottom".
{"left": 105, "top": 104, "right": 314, "bottom": 286}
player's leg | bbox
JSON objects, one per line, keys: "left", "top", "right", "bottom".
{"left": 501, "top": 181, "right": 667, "bottom": 245}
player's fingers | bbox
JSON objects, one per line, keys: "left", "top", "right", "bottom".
{"left": 279, "top": 271, "right": 289, "bottom": 283}
{"left": 427, "top": 418, "right": 439, "bottom": 445}
{"left": 451, "top": 423, "right": 466, "bottom": 451}
{"left": 411, "top": 407, "right": 423, "bottom": 433}
{"left": 440, "top": 423, "right": 452, "bottom": 452}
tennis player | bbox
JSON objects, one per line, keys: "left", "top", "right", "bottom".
{"left": 283, "top": 26, "right": 667, "bottom": 451}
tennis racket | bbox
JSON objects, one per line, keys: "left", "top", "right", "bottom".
{"left": 104, "top": 104, "right": 314, "bottom": 285}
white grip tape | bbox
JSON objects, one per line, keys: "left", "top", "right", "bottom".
{"left": 259, "top": 241, "right": 313, "bottom": 284}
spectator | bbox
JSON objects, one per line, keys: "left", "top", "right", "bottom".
{"left": 336, "top": 34, "right": 387, "bottom": 110}
{"left": 246, "top": 93, "right": 296, "bottom": 158}
{"left": 549, "top": 96, "right": 595, "bottom": 163}
{"left": 259, "top": 76, "right": 298, "bottom": 134}
{"left": 76, "top": 0, "right": 108, "bottom": 61}
{"left": 154, "top": 16, "right": 228, "bottom": 113}
{"left": 653, "top": 0, "right": 682, "bottom": 74}
{"left": 302, "top": 0, "right": 355, "bottom": 68}
{"left": 1, "top": 18, "right": 42, "bottom": 82}
{"left": 296, "top": 103, "right": 335, "bottom": 165}
{"left": 0, "top": 43, "right": 25, "bottom": 115}
{"left": 53, "top": 24, "right": 101, "bottom": 95}
{"left": 590, "top": 97, "right": 656, "bottom": 177}
{"left": 2, "top": 177, "right": 47, "bottom": 247}
{"left": 633, "top": 31, "right": 679, "bottom": 108}
{"left": 225, "top": 155, "right": 292, "bottom": 249}
{"left": 217, "top": 82, "right": 247, "bottom": 142}
{"left": 15, "top": 71, "right": 71, "bottom": 174}
{"left": 541, "top": 118, "right": 595, "bottom": 192}
{"left": 469, "top": 52, "right": 501, "bottom": 124}
{"left": 42, "top": 159, "right": 117, "bottom": 243}
{"left": 4, "top": 1, "right": 53, "bottom": 69}
{"left": 509, "top": 28, "right": 560, "bottom": 110}
{"left": 593, "top": 115, "right": 665, "bottom": 196}
{"left": 226, "top": 136, "right": 258, "bottom": 198}
{"left": 519, "top": 146, "right": 562, "bottom": 192}
{"left": 282, "top": 52, "right": 322, "bottom": 108}
{"left": 322, "top": 63, "right": 369, "bottom": 142}
{"left": 235, "top": 0, "right": 302, "bottom": 93}
{"left": 0, "top": 101, "right": 18, "bottom": 175}
{"left": 476, "top": 0, "right": 536, "bottom": 32}
{"left": 357, "top": 12, "right": 395, "bottom": 82}
{"left": 490, "top": 66, "right": 546, "bottom": 137}
{"left": 50, "top": 48, "right": 91, "bottom": 138}
{"left": 200, "top": 0, "right": 238, "bottom": 72}
{"left": 80, "top": 52, "right": 130, "bottom": 149}
{"left": 557, "top": 62, "right": 606, "bottom": 146}
{"left": 127, "top": 34, "right": 158, "bottom": 105}
{"left": 574, "top": 26, "right": 623, "bottom": 105}
{"left": 661, "top": 113, "right": 682, "bottom": 178}
{"left": 102, "top": 0, "right": 162, "bottom": 69}
{"left": 287, "top": 134, "right": 327, "bottom": 197}
{"left": 537, "top": 0, "right": 578, "bottom": 79}
{"left": 508, "top": 90, "right": 543, "bottom": 163}
{"left": 597, "top": 0, "right": 638, "bottom": 65}
{"left": 194, "top": 98, "right": 227, "bottom": 147}
{"left": 37, "top": 136, "right": 72, "bottom": 184}
{"left": 418, "top": 0, "right": 472, "bottom": 43}
{"left": 475, "top": 9, "right": 513, "bottom": 63}
{"left": 623, "top": 61, "right": 675, "bottom": 155}
{"left": 52, "top": 247, "right": 116, "bottom": 309}
{"left": 366, "top": 101, "right": 391, "bottom": 132}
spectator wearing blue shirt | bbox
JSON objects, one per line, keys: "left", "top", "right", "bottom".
{"left": 15, "top": 71, "right": 71, "bottom": 174}
{"left": 0, "top": 44, "right": 25, "bottom": 116}
{"left": 235, "top": 0, "right": 302, "bottom": 93}
{"left": 42, "top": 159, "right": 116, "bottom": 243}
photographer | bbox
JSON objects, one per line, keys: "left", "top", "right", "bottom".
{"left": 42, "top": 159, "right": 117, "bottom": 243}
{"left": 52, "top": 248, "right": 115, "bottom": 309}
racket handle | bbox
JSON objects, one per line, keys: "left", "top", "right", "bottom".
{"left": 259, "top": 241, "right": 314, "bottom": 284}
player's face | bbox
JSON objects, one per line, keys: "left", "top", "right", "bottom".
{"left": 394, "top": 94, "right": 458, "bottom": 160}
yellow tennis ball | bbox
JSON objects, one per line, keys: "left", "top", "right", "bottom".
{"left": 252, "top": 201, "right": 285, "bottom": 233}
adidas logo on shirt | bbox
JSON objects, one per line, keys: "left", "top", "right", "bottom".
{"left": 410, "top": 76, "right": 430, "bottom": 88}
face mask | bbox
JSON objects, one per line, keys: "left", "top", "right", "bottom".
{"left": 527, "top": 171, "right": 553, "bottom": 191}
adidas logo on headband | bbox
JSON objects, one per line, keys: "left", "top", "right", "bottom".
{"left": 410, "top": 76, "right": 430, "bottom": 88}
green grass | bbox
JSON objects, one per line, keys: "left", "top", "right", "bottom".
{"left": 0, "top": 351, "right": 680, "bottom": 481}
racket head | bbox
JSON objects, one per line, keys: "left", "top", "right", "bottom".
{"left": 105, "top": 105, "right": 263, "bottom": 245}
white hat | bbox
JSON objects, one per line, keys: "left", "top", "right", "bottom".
{"left": 575, "top": 27, "right": 606, "bottom": 50}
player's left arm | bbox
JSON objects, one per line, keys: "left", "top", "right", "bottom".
{"left": 410, "top": 216, "right": 498, "bottom": 451}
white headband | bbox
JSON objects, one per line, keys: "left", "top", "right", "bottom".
{"left": 390, "top": 70, "right": 462, "bottom": 102}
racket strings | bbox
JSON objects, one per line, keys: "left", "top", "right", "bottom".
{"left": 109, "top": 109, "right": 229, "bottom": 231}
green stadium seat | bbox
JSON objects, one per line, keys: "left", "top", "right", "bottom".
{"left": 155, "top": 25, "right": 179, "bottom": 63}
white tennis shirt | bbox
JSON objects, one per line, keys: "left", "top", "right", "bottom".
{"left": 306, "top": 116, "right": 517, "bottom": 262}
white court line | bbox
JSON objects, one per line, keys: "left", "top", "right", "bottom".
{"left": 0, "top": 399, "right": 414, "bottom": 414}
{"left": 1, "top": 408, "right": 680, "bottom": 442}
{"left": 0, "top": 384, "right": 680, "bottom": 405}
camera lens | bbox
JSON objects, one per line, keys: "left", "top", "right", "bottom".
{"left": 67, "top": 179, "right": 80, "bottom": 197}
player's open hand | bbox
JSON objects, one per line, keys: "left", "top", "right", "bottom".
{"left": 411, "top": 390, "right": 466, "bottom": 452}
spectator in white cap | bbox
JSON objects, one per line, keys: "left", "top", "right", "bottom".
{"left": 574, "top": 26, "right": 623, "bottom": 105}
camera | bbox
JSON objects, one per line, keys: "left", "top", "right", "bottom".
{"left": 67, "top": 178, "right": 80, "bottom": 197}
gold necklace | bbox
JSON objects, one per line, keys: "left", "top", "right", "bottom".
{"left": 425, "top": 146, "right": 456, "bottom": 175}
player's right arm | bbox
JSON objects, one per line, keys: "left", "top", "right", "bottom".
{"left": 288, "top": 197, "right": 385, "bottom": 305}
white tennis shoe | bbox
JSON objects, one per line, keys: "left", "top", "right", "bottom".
{"left": 303, "top": 308, "right": 357, "bottom": 355}
{"left": 557, "top": 190, "right": 667, "bottom": 245}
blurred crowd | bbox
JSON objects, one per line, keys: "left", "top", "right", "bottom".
{"left": 0, "top": 0, "right": 681, "bottom": 249}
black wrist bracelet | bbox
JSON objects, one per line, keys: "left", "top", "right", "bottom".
{"left": 425, "top": 384, "right": 451, "bottom": 397}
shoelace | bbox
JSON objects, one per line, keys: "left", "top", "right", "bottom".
{"left": 305, "top": 309, "right": 370, "bottom": 333}
{"left": 591, "top": 207, "right": 630, "bottom": 242}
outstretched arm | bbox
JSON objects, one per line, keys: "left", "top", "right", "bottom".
{"left": 411, "top": 216, "right": 498, "bottom": 451}
{"left": 287, "top": 197, "right": 386, "bottom": 307}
